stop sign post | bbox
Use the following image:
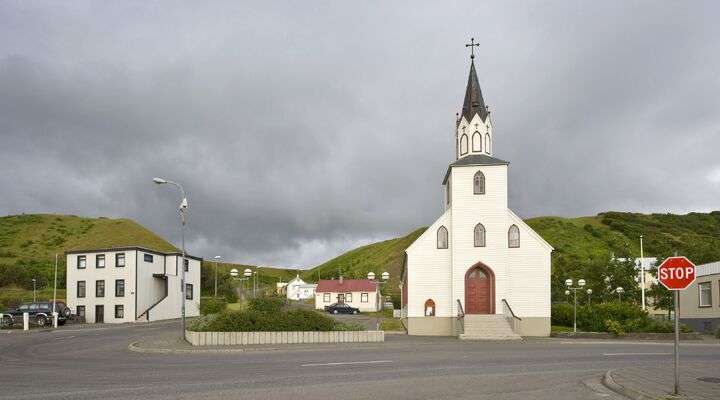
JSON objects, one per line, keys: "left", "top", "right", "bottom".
{"left": 657, "top": 256, "right": 696, "bottom": 396}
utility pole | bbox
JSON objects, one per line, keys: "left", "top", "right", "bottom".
{"left": 640, "top": 234, "right": 646, "bottom": 310}
{"left": 53, "top": 254, "right": 58, "bottom": 321}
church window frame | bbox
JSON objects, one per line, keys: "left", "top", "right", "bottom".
{"left": 460, "top": 134, "right": 469, "bottom": 155}
{"left": 473, "top": 171, "right": 485, "bottom": 195}
{"left": 474, "top": 223, "right": 486, "bottom": 247}
{"left": 508, "top": 224, "right": 520, "bottom": 248}
{"left": 437, "top": 226, "right": 449, "bottom": 249}
{"left": 424, "top": 299, "right": 436, "bottom": 317}
{"left": 472, "top": 131, "right": 482, "bottom": 152}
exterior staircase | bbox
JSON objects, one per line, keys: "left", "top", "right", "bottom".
{"left": 459, "top": 314, "right": 522, "bottom": 340}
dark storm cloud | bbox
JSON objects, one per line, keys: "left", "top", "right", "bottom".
{"left": 1, "top": 1, "right": 719, "bottom": 267}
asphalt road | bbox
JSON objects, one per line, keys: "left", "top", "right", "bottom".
{"left": 1, "top": 322, "right": 719, "bottom": 400}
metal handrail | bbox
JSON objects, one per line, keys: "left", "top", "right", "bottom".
{"left": 501, "top": 299, "right": 522, "bottom": 335}
{"left": 456, "top": 299, "right": 465, "bottom": 334}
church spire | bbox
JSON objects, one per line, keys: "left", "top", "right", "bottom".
{"left": 461, "top": 38, "right": 488, "bottom": 123}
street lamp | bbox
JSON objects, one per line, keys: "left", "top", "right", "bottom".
{"left": 153, "top": 176, "right": 189, "bottom": 340}
{"left": 586, "top": 288, "right": 593, "bottom": 304}
{"left": 616, "top": 286, "right": 624, "bottom": 302}
{"left": 213, "top": 256, "right": 222, "bottom": 297}
{"left": 367, "top": 271, "right": 390, "bottom": 310}
{"left": 565, "top": 278, "right": 586, "bottom": 333}
{"left": 564, "top": 289, "right": 570, "bottom": 302}
{"left": 244, "top": 268, "right": 252, "bottom": 298}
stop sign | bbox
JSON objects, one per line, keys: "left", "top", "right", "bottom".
{"left": 658, "top": 256, "right": 696, "bottom": 290}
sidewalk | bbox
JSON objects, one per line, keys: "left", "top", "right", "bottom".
{"left": 606, "top": 362, "right": 720, "bottom": 399}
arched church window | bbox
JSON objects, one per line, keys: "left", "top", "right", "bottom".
{"left": 460, "top": 135, "right": 468, "bottom": 155}
{"left": 472, "top": 132, "right": 482, "bottom": 152}
{"left": 485, "top": 133, "right": 491, "bottom": 154}
{"left": 473, "top": 171, "right": 485, "bottom": 195}
{"left": 437, "top": 226, "right": 449, "bottom": 249}
{"left": 474, "top": 223, "right": 486, "bottom": 247}
{"left": 424, "top": 299, "right": 436, "bottom": 316}
{"left": 508, "top": 225, "right": 520, "bottom": 248}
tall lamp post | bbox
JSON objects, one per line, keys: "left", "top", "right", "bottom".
{"left": 367, "top": 271, "right": 390, "bottom": 329}
{"left": 153, "top": 177, "right": 189, "bottom": 340}
{"left": 586, "top": 288, "right": 593, "bottom": 305}
{"left": 213, "top": 255, "right": 222, "bottom": 297}
{"left": 565, "top": 278, "right": 586, "bottom": 333}
{"left": 639, "top": 234, "right": 646, "bottom": 310}
{"left": 616, "top": 286, "right": 624, "bottom": 302}
{"left": 243, "top": 268, "right": 252, "bottom": 298}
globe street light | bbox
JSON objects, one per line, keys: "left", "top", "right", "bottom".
{"left": 565, "top": 278, "right": 587, "bottom": 333}
{"left": 153, "top": 176, "right": 189, "bottom": 340}
{"left": 616, "top": 286, "right": 625, "bottom": 302}
{"left": 586, "top": 288, "right": 593, "bottom": 304}
{"left": 244, "top": 268, "right": 252, "bottom": 299}
{"left": 213, "top": 256, "right": 222, "bottom": 297}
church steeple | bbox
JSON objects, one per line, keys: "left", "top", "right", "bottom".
{"left": 461, "top": 60, "right": 488, "bottom": 123}
{"left": 455, "top": 38, "right": 493, "bottom": 160}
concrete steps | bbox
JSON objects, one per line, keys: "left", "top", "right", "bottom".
{"left": 459, "top": 314, "right": 521, "bottom": 340}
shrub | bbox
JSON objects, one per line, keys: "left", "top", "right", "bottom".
{"left": 605, "top": 319, "right": 625, "bottom": 336}
{"left": 200, "top": 297, "right": 227, "bottom": 315}
{"left": 191, "top": 309, "right": 341, "bottom": 332}
{"left": 680, "top": 323, "right": 694, "bottom": 333}
{"left": 247, "top": 297, "right": 285, "bottom": 313}
{"left": 551, "top": 303, "right": 573, "bottom": 327}
{"left": 552, "top": 302, "right": 672, "bottom": 334}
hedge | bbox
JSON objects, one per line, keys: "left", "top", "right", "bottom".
{"left": 200, "top": 297, "right": 227, "bottom": 315}
{"left": 247, "top": 297, "right": 285, "bottom": 313}
{"left": 551, "top": 302, "right": 678, "bottom": 333}
{"left": 188, "top": 309, "right": 361, "bottom": 332}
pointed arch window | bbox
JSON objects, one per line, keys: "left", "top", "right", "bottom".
{"left": 437, "top": 226, "right": 449, "bottom": 249}
{"left": 473, "top": 171, "right": 485, "bottom": 195}
{"left": 485, "top": 133, "right": 491, "bottom": 154}
{"left": 474, "top": 223, "right": 486, "bottom": 247}
{"left": 508, "top": 224, "right": 520, "bottom": 248}
{"left": 472, "top": 131, "right": 482, "bottom": 152}
{"left": 424, "top": 299, "right": 436, "bottom": 316}
{"left": 460, "top": 134, "right": 469, "bottom": 155}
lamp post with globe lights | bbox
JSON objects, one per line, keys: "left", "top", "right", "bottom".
{"left": 213, "top": 256, "right": 222, "bottom": 297}
{"left": 586, "top": 288, "right": 593, "bottom": 305}
{"left": 367, "top": 271, "right": 390, "bottom": 309}
{"left": 565, "top": 278, "right": 586, "bottom": 333}
{"left": 616, "top": 286, "right": 625, "bottom": 302}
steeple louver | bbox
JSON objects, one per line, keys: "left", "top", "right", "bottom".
{"left": 461, "top": 60, "right": 488, "bottom": 123}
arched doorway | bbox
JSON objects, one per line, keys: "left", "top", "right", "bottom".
{"left": 464, "top": 263, "right": 495, "bottom": 314}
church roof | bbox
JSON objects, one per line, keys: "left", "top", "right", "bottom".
{"left": 442, "top": 154, "right": 509, "bottom": 184}
{"left": 460, "top": 60, "right": 488, "bottom": 123}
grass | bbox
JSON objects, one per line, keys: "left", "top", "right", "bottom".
{"left": 551, "top": 325, "right": 574, "bottom": 333}
{"left": 0, "top": 286, "right": 67, "bottom": 309}
{"left": 226, "top": 302, "right": 245, "bottom": 311}
{"left": 380, "top": 318, "right": 404, "bottom": 331}
{"left": 363, "top": 309, "right": 393, "bottom": 318}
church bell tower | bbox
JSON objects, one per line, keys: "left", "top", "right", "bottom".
{"left": 456, "top": 38, "right": 493, "bottom": 160}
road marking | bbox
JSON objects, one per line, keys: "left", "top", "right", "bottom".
{"left": 54, "top": 335, "right": 76, "bottom": 340}
{"left": 301, "top": 360, "right": 392, "bottom": 367}
{"left": 603, "top": 352, "right": 671, "bottom": 356}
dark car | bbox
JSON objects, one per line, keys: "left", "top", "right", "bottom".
{"left": 324, "top": 303, "right": 360, "bottom": 314}
{"left": 2, "top": 301, "right": 72, "bottom": 328}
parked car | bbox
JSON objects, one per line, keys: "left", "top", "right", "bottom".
{"left": 2, "top": 301, "right": 72, "bottom": 327}
{"left": 324, "top": 303, "right": 360, "bottom": 314}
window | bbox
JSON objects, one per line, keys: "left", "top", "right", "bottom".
{"left": 460, "top": 134, "right": 469, "bottom": 155}
{"left": 77, "top": 255, "right": 86, "bottom": 269}
{"left": 143, "top": 253, "right": 153, "bottom": 263}
{"left": 77, "top": 281, "right": 86, "bottom": 298}
{"left": 96, "top": 254, "right": 105, "bottom": 268}
{"left": 115, "top": 305, "right": 124, "bottom": 319}
{"left": 508, "top": 225, "right": 520, "bottom": 248}
{"left": 323, "top": 293, "right": 331, "bottom": 302}
{"left": 485, "top": 133, "right": 491, "bottom": 153}
{"left": 345, "top": 293, "right": 353, "bottom": 302}
{"left": 185, "top": 284, "right": 193, "bottom": 300}
{"left": 361, "top": 293, "right": 368, "bottom": 303}
{"left": 115, "top": 279, "right": 125, "bottom": 297}
{"left": 473, "top": 171, "right": 485, "bottom": 195}
{"left": 446, "top": 179, "right": 451, "bottom": 205}
{"left": 424, "top": 299, "right": 436, "bottom": 316}
{"left": 474, "top": 223, "right": 486, "bottom": 247}
{"left": 116, "top": 253, "right": 125, "bottom": 267}
{"left": 76, "top": 305, "right": 85, "bottom": 317}
{"left": 96, "top": 280, "right": 105, "bottom": 297}
{"left": 184, "top": 258, "right": 189, "bottom": 272}
{"left": 472, "top": 132, "right": 482, "bottom": 152}
{"left": 699, "top": 282, "right": 712, "bottom": 307}
{"left": 437, "top": 226, "right": 448, "bottom": 249}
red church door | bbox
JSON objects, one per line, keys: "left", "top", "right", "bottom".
{"left": 465, "top": 266, "right": 494, "bottom": 314}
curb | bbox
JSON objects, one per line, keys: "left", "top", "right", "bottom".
{"left": 602, "top": 369, "right": 657, "bottom": 400}
{"left": 127, "top": 341, "right": 280, "bottom": 354}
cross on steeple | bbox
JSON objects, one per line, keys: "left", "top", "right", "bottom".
{"left": 465, "top": 37, "right": 480, "bottom": 60}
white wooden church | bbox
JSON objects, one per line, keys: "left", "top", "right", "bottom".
{"left": 401, "top": 47, "right": 553, "bottom": 338}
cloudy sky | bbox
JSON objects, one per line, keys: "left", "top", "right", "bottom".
{"left": 1, "top": 1, "right": 719, "bottom": 268}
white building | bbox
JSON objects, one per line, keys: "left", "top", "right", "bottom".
{"left": 401, "top": 54, "right": 553, "bottom": 338}
{"left": 66, "top": 247, "right": 201, "bottom": 324}
{"left": 679, "top": 261, "right": 720, "bottom": 333}
{"left": 286, "top": 275, "right": 317, "bottom": 301}
{"left": 315, "top": 278, "right": 381, "bottom": 312}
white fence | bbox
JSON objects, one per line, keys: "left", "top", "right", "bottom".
{"left": 186, "top": 330, "right": 385, "bottom": 346}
